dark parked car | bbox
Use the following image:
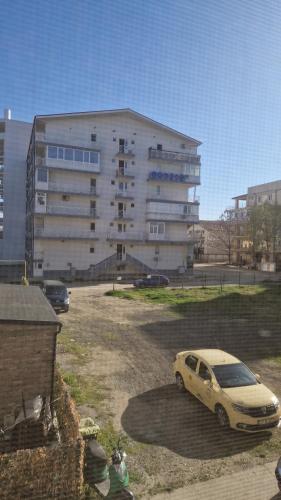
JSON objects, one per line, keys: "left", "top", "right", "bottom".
{"left": 42, "top": 280, "right": 71, "bottom": 312}
{"left": 134, "top": 275, "right": 169, "bottom": 288}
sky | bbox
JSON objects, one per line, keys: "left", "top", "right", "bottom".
{"left": 1, "top": 0, "right": 281, "bottom": 219}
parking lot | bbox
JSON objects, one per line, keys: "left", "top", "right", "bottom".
{"left": 58, "top": 281, "right": 281, "bottom": 497}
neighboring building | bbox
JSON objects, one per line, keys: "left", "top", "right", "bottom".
{"left": 0, "top": 109, "right": 32, "bottom": 260}
{"left": 188, "top": 221, "right": 230, "bottom": 263}
{"left": 26, "top": 109, "right": 201, "bottom": 279}
{"left": 227, "top": 180, "right": 281, "bottom": 270}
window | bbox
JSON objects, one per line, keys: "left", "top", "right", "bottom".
{"left": 132, "top": 161, "right": 135, "bottom": 165}
{"left": 181, "top": 143, "right": 186, "bottom": 149}
{"left": 37, "top": 167, "right": 48, "bottom": 182}
{"left": 156, "top": 185, "right": 161, "bottom": 195}
{"left": 131, "top": 140, "right": 135, "bottom": 144}
{"left": 157, "top": 144, "right": 162, "bottom": 151}
{"left": 62, "top": 195, "right": 70, "bottom": 201}
{"left": 185, "top": 355, "right": 198, "bottom": 371}
{"left": 48, "top": 146, "right": 57, "bottom": 159}
{"left": 57, "top": 147, "right": 63, "bottom": 159}
{"left": 38, "top": 262, "right": 43, "bottom": 269}
{"left": 111, "top": 180, "right": 115, "bottom": 185}
{"left": 84, "top": 151, "right": 90, "bottom": 163}
{"left": 65, "top": 148, "right": 73, "bottom": 160}
{"left": 198, "top": 362, "right": 212, "bottom": 381}
{"left": 150, "top": 222, "right": 165, "bottom": 234}
{"left": 110, "top": 202, "right": 114, "bottom": 206}
{"left": 155, "top": 246, "right": 160, "bottom": 255}
{"left": 131, "top": 182, "right": 135, "bottom": 187}
{"left": 90, "top": 222, "right": 95, "bottom": 231}
{"left": 90, "top": 151, "right": 99, "bottom": 164}
{"left": 90, "top": 247, "right": 95, "bottom": 253}
{"left": 131, "top": 203, "right": 134, "bottom": 208}
{"left": 113, "top": 137, "right": 116, "bottom": 142}
{"left": 74, "top": 149, "right": 83, "bottom": 162}
{"left": 118, "top": 224, "right": 123, "bottom": 232}
{"left": 91, "top": 134, "right": 96, "bottom": 142}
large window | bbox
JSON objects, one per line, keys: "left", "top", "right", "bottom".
{"left": 47, "top": 145, "right": 100, "bottom": 165}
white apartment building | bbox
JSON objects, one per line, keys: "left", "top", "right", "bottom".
{"left": 0, "top": 110, "right": 31, "bottom": 260}
{"left": 26, "top": 109, "right": 201, "bottom": 279}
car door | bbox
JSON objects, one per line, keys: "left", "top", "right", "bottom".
{"left": 196, "top": 360, "right": 214, "bottom": 410}
{"left": 182, "top": 354, "right": 199, "bottom": 395}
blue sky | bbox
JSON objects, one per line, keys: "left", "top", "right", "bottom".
{"left": 1, "top": 0, "right": 281, "bottom": 219}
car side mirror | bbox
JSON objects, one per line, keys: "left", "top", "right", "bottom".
{"left": 68, "top": 291, "right": 71, "bottom": 295}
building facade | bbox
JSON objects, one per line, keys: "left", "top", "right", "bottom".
{"left": 228, "top": 180, "right": 281, "bottom": 270}
{"left": 26, "top": 109, "right": 201, "bottom": 279}
{"left": 0, "top": 110, "right": 32, "bottom": 260}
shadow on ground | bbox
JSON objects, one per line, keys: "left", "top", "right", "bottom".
{"left": 121, "top": 384, "right": 271, "bottom": 460}
{"left": 137, "top": 286, "right": 281, "bottom": 362}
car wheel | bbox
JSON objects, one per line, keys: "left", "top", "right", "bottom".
{"left": 175, "top": 373, "right": 186, "bottom": 393}
{"left": 216, "top": 405, "right": 230, "bottom": 428}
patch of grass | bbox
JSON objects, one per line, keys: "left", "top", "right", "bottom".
{"left": 106, "top": 285, "right": 281, "bottom": 322}
{"left": 60, "top": 369, "right": 107, "bottom": 409}
{"left": 97, "top": 422, "right": 131, "bottom": 458}
{"left": 105, "top": 290, "right": 135, "bottom": 300}
{"left": 57, "top": 330, "right": 89, "bottom": 363}
{"left": 269, "top": 356, "right": 281, "bottom": 366}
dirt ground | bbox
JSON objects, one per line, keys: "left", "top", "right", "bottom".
{"left": 58, "top": 283, "right": 281, "bottom": 498}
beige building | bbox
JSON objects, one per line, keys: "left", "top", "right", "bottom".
{"left": 188, "top": 221, "right": 231, "bottom": 263}
{"left": 26, "top": 109, "right": 201, "bottom": 279}
{"left": 228, "top": 180, "right": 281, "bottom": 270}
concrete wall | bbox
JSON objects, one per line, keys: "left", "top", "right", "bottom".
{"left": 0, "top": 118, "right": 32, "bottom": 259}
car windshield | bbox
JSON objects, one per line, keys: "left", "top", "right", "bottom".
{"left": 212, "top": 363, "right": 257, "bottom": 389}
{"left": 45, "top": 286, "right": 66, "bottom": 297}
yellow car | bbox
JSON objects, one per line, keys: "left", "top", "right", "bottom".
{"left": 173, "top": 349, "right": 280, "bottom": 432}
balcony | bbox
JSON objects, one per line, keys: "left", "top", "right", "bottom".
{"left": 107, "top": 231, "right": 144, "bottom": 241}
{"left": 115, "top": 168, "right": 135, "bottom": 179}
{"left": 114, "top": 210, "right": 134, "bottom": 221}
{"left": 115, "top": 190, "right": 134, "bottom": 200}
{"left": 146, "top": 212, "right": 199, "bottom": 223}
{"left": 146, "top": 233, "right": 196, "bottom": 243}
{"left": 146, "top": 201, "right": 199, "bottom": 223}
{"left": 43, "top": 182, "right": 98, "bottom": 197}
{"left": 148, "top": 170, "right": 200, "bottom": 185}
{"left": 115, "top": 146, "right": 135, "bottom": 158}
{"left": 148, "top": 147, "right": 201, "bottom": 165}
{"left": 43, "top": 205, "right": 98, "bottom": 218}
{"left": 34, "top": 228, "right": 99, "bottom": 240}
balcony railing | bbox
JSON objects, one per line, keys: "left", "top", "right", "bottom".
{"left": 148, "top": 147, "right": 201, "bottom": 165}
{"left": 146, "top": 232, "right": 196, "bottom": 243}
{"left": 146, "top": 211, "right": 199, "bottom": 223}
{"left": 45, "top": 205, "right": 97, "bottom": 217}
{"left": 107, "top": 231, "right": 144, "bottom": 241}
{"left": 116, "top": 146, "right": 135, "bottom": 157}
{"left": 115, "top": 210, "right": 134, "bottom": 220}
{"left": 34, "top": 228, "right": 99, "bottom": 239}
{"left": 115, "top": 190, "right": 134, "bottom": 199}
{"left": 115, "top": 168, "right": 135, "bottom": 178}
{"left": 46, "top": 182, "right": 97, "bottom": 196}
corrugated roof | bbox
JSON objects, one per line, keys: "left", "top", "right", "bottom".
{"left": 0, "top": 285, "right": 61, "bottom": 325}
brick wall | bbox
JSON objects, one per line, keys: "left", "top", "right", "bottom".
{"left": 0, "top": 324, "right": 57, "bottom": 425}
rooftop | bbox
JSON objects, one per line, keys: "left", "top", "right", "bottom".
{"left": 35, "top": 108, "right": 202, "bottom": 146}
{"left": 0, "top": 285, "right": 61, "bottom": 326}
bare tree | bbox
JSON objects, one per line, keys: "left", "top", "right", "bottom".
{"left": 214, "top": 211, "right": 237, "bottom": 264}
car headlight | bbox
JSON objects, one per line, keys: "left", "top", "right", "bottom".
{"left": 273, "top": 399, "right": 280, "bottom": 410}
{"left": 232, "top": 403, "right": 249, "bottom": 414}
{"left": 64, "top": 298, "right": 70, "bottom": 305}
